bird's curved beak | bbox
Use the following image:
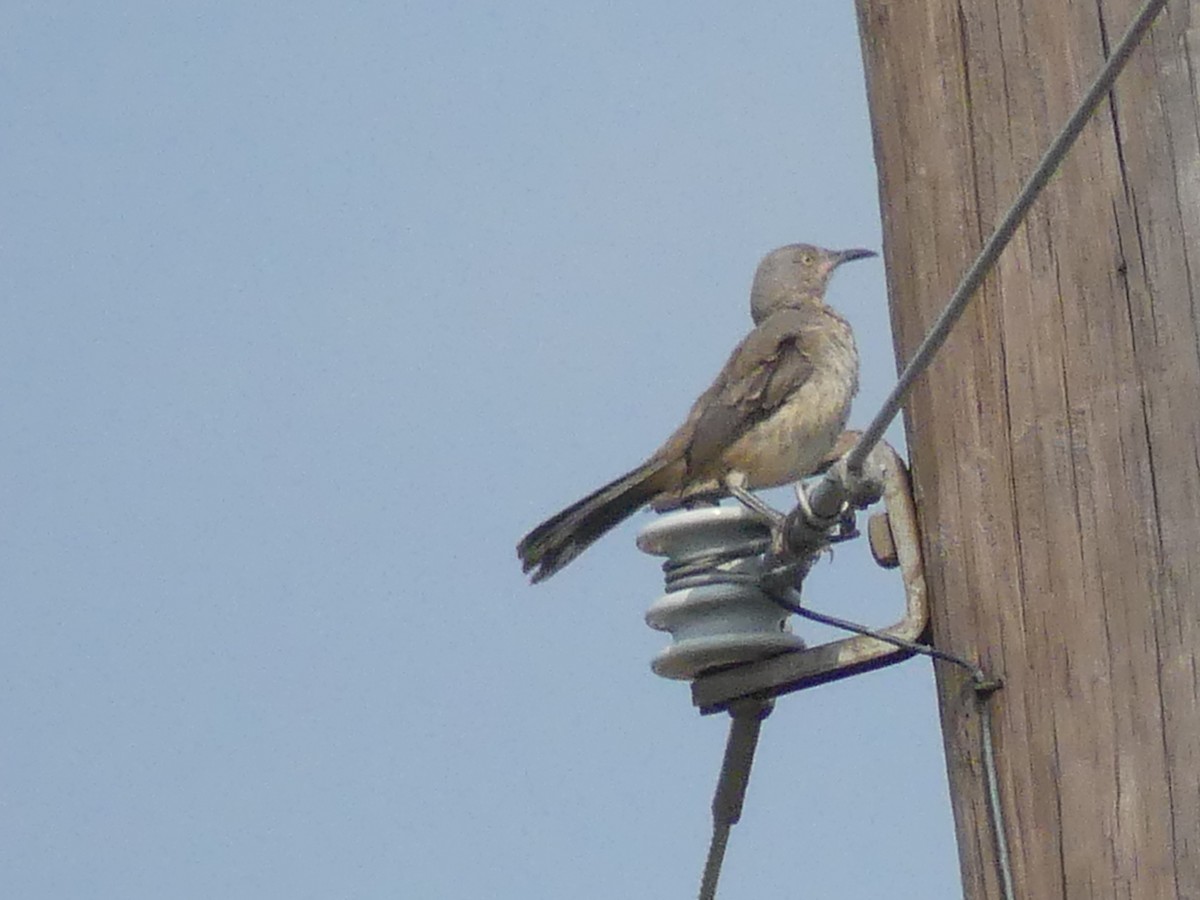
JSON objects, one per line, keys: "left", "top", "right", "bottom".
{"left": 834, "top": 247, "right": 878, "bottom": 266}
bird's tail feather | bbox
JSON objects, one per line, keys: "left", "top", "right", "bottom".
{"left": 518, "top": 460, "right": 668, "bottom": 583}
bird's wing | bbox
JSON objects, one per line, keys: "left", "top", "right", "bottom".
{"left": 665, "top": 307, "right": 825, "bottom": 475}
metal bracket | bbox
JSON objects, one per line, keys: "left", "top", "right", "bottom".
{"left": 691, "top": 441, "right": 928, "bottom": 714}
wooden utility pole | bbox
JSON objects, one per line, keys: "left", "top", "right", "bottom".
{"left": 854, "top": 1, "right": 1200, "bottom": 897}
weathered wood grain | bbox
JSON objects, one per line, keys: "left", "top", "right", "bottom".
{"left": 855, "top": 0, "right": 1200, "bottom": 896}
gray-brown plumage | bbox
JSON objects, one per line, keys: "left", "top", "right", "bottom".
{"left": 518, "top": 243, "right": 874, "bottom": 582}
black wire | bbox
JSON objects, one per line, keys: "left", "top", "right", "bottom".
{"left": 766, "top": 580, "right": 1014, "bottom": 900}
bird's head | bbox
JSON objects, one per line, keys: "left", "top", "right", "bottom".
{"left": 749, "top": 243, "right": 876, "bottom": 323}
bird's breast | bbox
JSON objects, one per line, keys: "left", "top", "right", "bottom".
{"left": 722, "top": 337, "right": 858, "bottom": 488}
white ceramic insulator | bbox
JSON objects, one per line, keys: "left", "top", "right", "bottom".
{"left": 639, "top": 507, "right": 805, "bottom": 680}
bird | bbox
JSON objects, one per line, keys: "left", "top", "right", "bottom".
{"left": 517, "top": 243, "right": 875, "bottom": 583}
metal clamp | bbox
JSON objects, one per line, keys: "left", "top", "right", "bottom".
{"left": 690, "top": 441, "right": 928, "bottom": 713}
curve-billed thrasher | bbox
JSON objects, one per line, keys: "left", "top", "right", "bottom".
{"left": 518, "top": 243, "right": 875, "bottom": 582}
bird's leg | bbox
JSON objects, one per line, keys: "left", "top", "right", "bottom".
{"left": 724, "top": 471, "right": 786, "bottom": 528}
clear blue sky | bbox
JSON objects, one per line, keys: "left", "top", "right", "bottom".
{"left": 3, "top": 3, "right": 961, "bottom": 897}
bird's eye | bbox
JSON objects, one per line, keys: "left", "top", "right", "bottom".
{"left": 800, "top": 253, "right": 815, "bottom": 266}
